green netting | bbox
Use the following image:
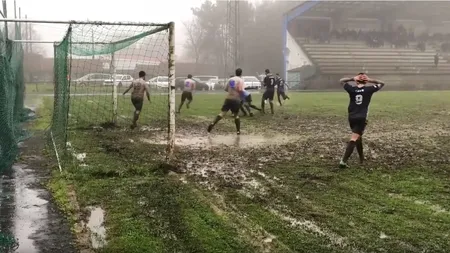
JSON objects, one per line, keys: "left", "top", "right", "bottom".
{"left": 0, "top": 22, "right": 26, "bottom": 251}
{"left": 0, "top": 233, "right": 19, "bottom": 252}
{"left": 70, "top": 26, "right": 168, "bottom": 56}
{"left": 51, "top": 23, "right": 171, "bottom": 157}
{"left": 0, "top": 23, "right": 27, "bottom": 171}
{"left": 51, "top": 27, "right": 71, "bottom": 152}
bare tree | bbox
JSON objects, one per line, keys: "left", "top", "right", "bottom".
{"left": 183, "top": 18, "right": 204, "bottom": 66}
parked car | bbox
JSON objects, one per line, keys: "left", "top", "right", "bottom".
{"left": 217, "top": 78, "right": 228, "bottom": 89}
{"left": 175, "top": 77, "right": 209, "bottom": 91}
{"left": 175, "top": 77, "right": 186, "bottom": 90}
{"left": 148, "top": 76, "right": 169, "bottom": 89}
{"left": 193, "top": 75, "right": 219, "bottom": 90}
{"left": 192, "top": 78, "right": 210, "bottom": 90}
{"left": 258, "top": 74, "right": 265, "bottom": 82}
{"left": 242, "top": 76, "right": 262, "bottom": 90}
{"left": 73, "top": 73, "right": 111, "bottom": 86}
{"left": 103, "top": 74, "right": 133, "bottom": 87}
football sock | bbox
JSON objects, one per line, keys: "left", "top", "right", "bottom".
{"left": 343, "top": 140, "right": 356, "bottom": 163}
{"left": 356, "top": 137, "right": 364, "bottom": 163}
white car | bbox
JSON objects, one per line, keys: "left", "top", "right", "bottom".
{"left": 193, "top": 75, "right": 219, "bottom": 90}
{"left": 148, "top": 76, "right": 169, "bottom": 89}
{"left": 103, "top": 74, "right": 133, "bottom": 86}
{"left": 242, "top": 76, "right": 262, "bottom": 90}
{"left": 258, "top": 74, "right": 266, "bottom": 84}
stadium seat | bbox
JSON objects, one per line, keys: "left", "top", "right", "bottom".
{"left": 297, "top": 40, "right": 445, "bottom": 75}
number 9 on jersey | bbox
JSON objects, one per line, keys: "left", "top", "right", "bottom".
{"left": 355, "top": 94, "right": 363, "bottom": 105}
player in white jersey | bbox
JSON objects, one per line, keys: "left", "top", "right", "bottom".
{"left": 207, "top": 68, "right": 244, "bottom": 135}
{"left": 122, "top": 71, "right": 150, "bottom": 129}
{"left": 177, "top": 74, "right": 196, "bottom": 113}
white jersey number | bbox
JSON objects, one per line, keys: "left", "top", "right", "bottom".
{"left": 355, "top": 94, "right": 363, "bottom": 105}
{"left": 270, "top": 79, "right": 274, "bottom": 85}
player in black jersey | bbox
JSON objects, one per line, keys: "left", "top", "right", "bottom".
{"left": 339, "top": 73, "right": 385, "bottom": 169}
{"left": 275, "top": 73, "right": 290, "bottom": 106}
{"left": 261, "top": 69, "right": 276, "bottom": 114}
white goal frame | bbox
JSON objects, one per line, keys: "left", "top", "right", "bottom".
{"left": 1, "top": 18, "right": 176, "bottom": 162}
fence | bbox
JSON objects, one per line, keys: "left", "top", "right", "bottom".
{"left": 0, "top": 18, "right": 29, "bottom": 173}
{"left": 0, "top": 16, "right": 27, "bottom": 253}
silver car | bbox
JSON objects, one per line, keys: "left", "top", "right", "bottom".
{"left": 193, "top": 75, "right": 219, "bottom": 90}
{"left": 74, "top": 73, "right": 111, "bottom": 86}
{"left": 148, "top": 76, "right": 169, "bottom": 89}
{"left": 103, "top": 74, "right": 133, "bottom": 87}
{"left": 242, "top": 76, "right": 262, "bottom": 90}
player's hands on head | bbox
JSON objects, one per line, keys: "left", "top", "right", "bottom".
{"left": 359, "top": 74, "right": 369, "bottom": 83}
{"left": 354, "top": 74, "right": 368, "bottom": 83}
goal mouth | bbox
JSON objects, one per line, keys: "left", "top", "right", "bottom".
{"left": 1, "top": 18, "right": 176, "bottom": 170}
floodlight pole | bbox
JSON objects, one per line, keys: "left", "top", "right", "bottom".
{"left": 24, "top": 15, "right": 27, "bottom": 52}
{"left": 29, "top": 18, "right": 32, "bottom": 52}
{"left": 166, "top": 21, "right": 175, "bottom": 162}
{"left": 111, "top": 52, "right": 118, "bottom": 124}
{"left": 2, "top": 0, "right": 8, "bottom": 42}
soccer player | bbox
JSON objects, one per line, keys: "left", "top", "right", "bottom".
{"left": 207, "top": 68, "right": 244, "bottom": 135}
{"left": 122, "top": 71, "right": 150, "bottom": 129}
{"left": 261, "top": 69, "right": 276, "bottom": 114}
{"left": 339, "top": 73, "right": 385, "bottom": 168}
{"left": 240, "top": 89, "right": 261, "bottom": 117}
{"left": 275, "top": 73, "right": 290, "bottom": 106}
{"left": 177, "top": 74, "right": 196, "bottom": 113}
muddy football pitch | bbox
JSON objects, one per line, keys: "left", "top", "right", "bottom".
{"left": 35, "top": 90, "right": 450, "bottom": 252}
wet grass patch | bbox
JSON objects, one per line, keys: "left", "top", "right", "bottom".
{"left": 39, "top": 91, "right": 450, "bottom": 252}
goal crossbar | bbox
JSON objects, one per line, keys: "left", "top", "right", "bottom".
{"left": 0, "top": 18, "right": 170, "bottom": 27}
{"left": 12, "top": 26, "right": 169, "bottom": 45}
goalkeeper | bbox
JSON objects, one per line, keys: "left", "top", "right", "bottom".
{"left": 123, "top": 71, "right": 150, "bottom": 129}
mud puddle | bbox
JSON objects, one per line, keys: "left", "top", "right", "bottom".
{"left": 12, "top": 163, "right": 48, "bottom": 253}
{"left": 86, "top": 206, "right": 107, "bottom": 249}
{"left": 1, "top": 136, "right": 77, "bottom": 253}
{"left": 142, "top": 134, "right": 302, "bottom": 149}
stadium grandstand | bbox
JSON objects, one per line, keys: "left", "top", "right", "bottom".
{"left": 283, "top": 1, "right": 450, "bottom": 90}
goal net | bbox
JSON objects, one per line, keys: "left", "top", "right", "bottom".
{"left": 0, "top": 20, "right": 25, "bottom": 252}
{"left": 51, "top": 22, "right": 174, "bottom": 159}
{"left": 0, "top": 21, "right": 29, "bottom": 173}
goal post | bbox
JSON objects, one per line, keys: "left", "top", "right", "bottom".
{"left": 3, "top": 18, "right": 176, "bottom": 163}
{"left": 167, "top": 22, "right": 175, "bottom": 160}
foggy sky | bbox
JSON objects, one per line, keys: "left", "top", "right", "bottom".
{"left": 4, "top": 0, "right": 205, "bottom": 57}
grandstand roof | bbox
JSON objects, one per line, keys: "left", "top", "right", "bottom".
{"left": 285, "top": 1, "right": 450, "bottom": 23}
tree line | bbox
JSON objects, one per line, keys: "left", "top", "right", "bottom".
{"left": 183, "top": 0, "right": 297, "bottom": 77}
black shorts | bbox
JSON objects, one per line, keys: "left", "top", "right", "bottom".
{"left": 181, "top": 91, "right": 193, "bottom": 102}
{"left": 277, "top": 90, "right": 286, "bottom": 97}
{"left": 244, "top": 94, "right": 252, "bottom": 103}
{"left": 221, "top": 99, "right": 240, "bottom": 114}
{"left": 349, "top": 117, "right": 367, "bottom": 135}
{"left": 263, "top": 90, "right": 275, "bottom": 101}
{"left": 131, "top": 97, "right": 143, "bottom": 111}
